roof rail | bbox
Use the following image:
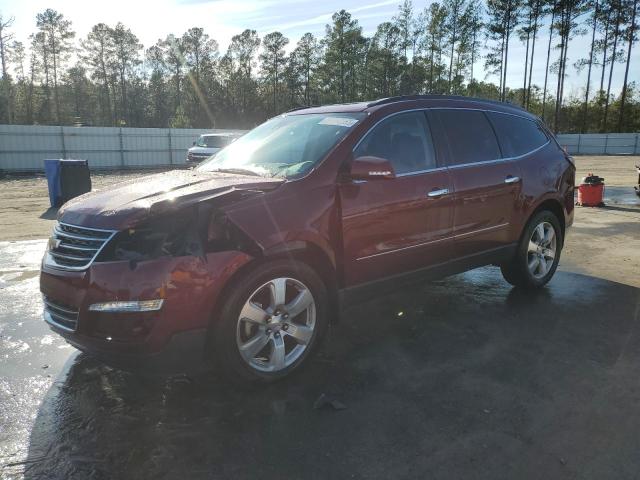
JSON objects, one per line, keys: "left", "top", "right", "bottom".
{"left": 284, "top": 105, "right": 320, "bottom": 113}
{"left": 366, "top": 95, "right": 527, "bottom": 111}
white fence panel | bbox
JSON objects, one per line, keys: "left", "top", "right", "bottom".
{"left": 556, "top": 133, "right": 639, "bottom": 155}
{"left": 1, "top": 125, "right": 637, "bottom": 173}
{"left": 0, "top": 125, "right": 247, "bottom": 172}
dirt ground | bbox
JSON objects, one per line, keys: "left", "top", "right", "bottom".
{"left": 0, "top": 155, "right": 637, "bottom": 242}
{"left": 0, "top": 170, "right": 161, "bottom": 242}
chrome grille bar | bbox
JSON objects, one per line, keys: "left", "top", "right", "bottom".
{"left": 44, "top": 222, "right": 118, "bottom": 271}
{"left": 43, "top": 296, "right": 79, "bottom": 332}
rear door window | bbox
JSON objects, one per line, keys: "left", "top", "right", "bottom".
{"left": 354, "top": 111, "right": 436, "bottom": 175}
{"left": 487, "top": 112, "right": 548, "bottom": 157}
{"left": 435, "top": 109, "right": 501, "bottom": 165}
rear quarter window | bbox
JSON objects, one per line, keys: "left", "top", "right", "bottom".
{"left": 487, "top": 112, "right": 549, "bottom": 157}
{"left": 435, "top": 109, "right": 501, "bottom": 165}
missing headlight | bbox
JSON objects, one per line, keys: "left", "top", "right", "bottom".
{"left": 98, "top": 211, "right": 198, "bottom": 262}
{"left": 97, "top": 207, "right": 260, "bottom": 264}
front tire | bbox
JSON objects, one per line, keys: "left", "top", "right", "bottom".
{"left": 212, "top": 259, "right": 328, "bottom": 384}
{"left": 501, "top": 210, "right": 563, "bottom": 289}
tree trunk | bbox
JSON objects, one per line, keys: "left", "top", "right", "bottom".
{"left": 470, "top": 29, "right": 477, "bottom": 95}
{"left": 99, "top": 41, "right": 113, "bottom": 125}
{"left": 502, "top": 21, "right": 511, "bottom": 102}
{"left": 448, "top": 22, "right": 457, "bottom": 93}
{"left": 498, "top": 33, "right": 505, "bottom": 96}
{"left": 542, "top": 8, "right": 555, "bottom": 121}
{"left": 599, "top": 10, "right": 611, "bottom": 92}
{"left": 618, "top": 0, "right": 638, "bottom": 131}
{"left": 50, "top": 32, "right": 61, "bottom": 125}
{"left": 603, "top": 5, "right": 621, "bottom": 132}
{"left": 27, "top": 59, "right": 35, "bottom": 123}
{"left": 429, "top": 43, "right": 435, "bottom": 92}
{"left": 273, "top": 57, "right": 278, "bottom": 114}
{"left": 523, "top": 12, "right": 532, "bottom": 106}
{"left": 0, "top": 29, "right": 12, "bottom": 124}
{"left": 41, "top": 36, "right": 52, "bottom": 123}
{"left": 554, "top": 6, "right": 570, "bottom": 132}
{"left": 526, "top": 5, "right": 539, "bottom": 109}
{"left": 581, "top": 0, "right": 598, "bottom": 132}
{"left": 120, "top": 68, "right": 127, "bottom": 126}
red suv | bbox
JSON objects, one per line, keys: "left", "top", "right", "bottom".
{"left": 40, "top": 96, "right": 575, "bottom": 383}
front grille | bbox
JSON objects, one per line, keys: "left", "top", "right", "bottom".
{"left": 188, "top": 153, "right": 208, "bottom": 161}
{"left": 45, "top": 222, "right": 117, "bottom": 271}
{"left": 43, "top": 296, "right": 79, "bottom": 332}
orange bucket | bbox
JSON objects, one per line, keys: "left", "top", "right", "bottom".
{"left": 577, "top": 173, "right": 605, "bottom": 207}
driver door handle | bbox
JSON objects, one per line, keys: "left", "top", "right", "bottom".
{"left": 427, "top": 188, "right": 449, "bottom": 198}
{"left": 504, "top": 175, "right": 521, "bottom": 184}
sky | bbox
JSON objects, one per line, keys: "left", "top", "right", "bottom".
{"left": 0, "top": 0, "right": 636, "bottom": 97}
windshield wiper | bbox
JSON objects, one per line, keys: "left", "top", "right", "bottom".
{"left": 213, "top": 168, "right": 262, "bottom": 177}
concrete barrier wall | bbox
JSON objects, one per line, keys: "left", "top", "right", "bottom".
{"left": 0, "top": 125, "right": 246, "bottom": 172}
{"left": 1, "top": 125, "right": 637, "bottom": 173}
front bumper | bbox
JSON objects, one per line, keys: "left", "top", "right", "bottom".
{"left": 186, "top": 154, "right": 211, "bottom": 164}
{"left": 40, "top": 250, "right": 253, "bottom": 373}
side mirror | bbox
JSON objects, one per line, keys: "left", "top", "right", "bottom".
{"left": 350, "top": 156, "right": 396, "bottom": 180}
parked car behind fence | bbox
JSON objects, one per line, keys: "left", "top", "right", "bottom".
{"left": 186, "top": 132, "right": 242, "bottom": 165}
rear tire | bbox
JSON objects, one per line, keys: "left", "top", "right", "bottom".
{"left": 211, "top": 259, "right": 328, "bottom": 384}
{"left": 501, "top": 210, "right": 563, "bottom": 289}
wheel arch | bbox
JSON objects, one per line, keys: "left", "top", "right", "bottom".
{"left": 261, "top": 241, "right": 340, "bottom": 323}
{"left": 209, "top": 241, "right": 340, "bottom": 328}
{"left": 529, "top": 198, "right": 566, "bottom": 245}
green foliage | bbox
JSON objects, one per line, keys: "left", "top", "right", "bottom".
{"left": 0, "top": 2, "right": 637, "bottom": 132}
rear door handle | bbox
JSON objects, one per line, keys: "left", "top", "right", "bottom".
{"left": 504, "top": 175, "right": 521, "bottom": 184}
{"left": 427, "top": 188, "right": 449, "bottom": 198}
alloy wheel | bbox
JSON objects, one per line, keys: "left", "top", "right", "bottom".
{"left": 527, "top": 221, "right": 557, "bottom": 279}
{"left": 236, "top": 277, "right": 316, "bottom": 373}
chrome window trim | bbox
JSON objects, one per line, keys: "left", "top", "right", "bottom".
{"left": 351, "top": 106, "right": 550, "bottom": 175}
{"left": 396, "top": 166, "right": 448, "bottom": 177}
{"left": 44, "top": 222, "right": 118, "bottom": 272}
{"left": 445, "top": 139, "right": 550, "bottom": 170}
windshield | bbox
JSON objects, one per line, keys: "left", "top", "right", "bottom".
{"left": 196, "top": 135, "right": 235, "bottom": 148}
{"left": 197, "top": 113, "right": 365, "bottom": 178}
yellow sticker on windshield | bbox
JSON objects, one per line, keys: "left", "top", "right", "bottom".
{"left": 318, "top": 117, "right": 359, "bottom": 128}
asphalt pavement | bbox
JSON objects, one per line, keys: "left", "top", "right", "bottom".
{"left": 1, "top": 233, "right": 640, "bottom": 479}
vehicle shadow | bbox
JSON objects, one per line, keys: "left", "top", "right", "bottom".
{"left": 38, "top": 208, "right": 58, "bottom": 220}
{"left": 22, "top": 268, "right": 640, "bottom": 480}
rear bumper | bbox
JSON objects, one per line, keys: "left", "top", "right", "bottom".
{"left": 40, "top": 250, "right": 253, "bottom": 373}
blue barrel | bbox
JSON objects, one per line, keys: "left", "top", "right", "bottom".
{"left": 44, "top": 159, "right": 62, "bottom": 207}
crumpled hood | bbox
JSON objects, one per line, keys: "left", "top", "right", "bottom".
{"left": 58, "top": 170, "right": 284, "bottom": 230}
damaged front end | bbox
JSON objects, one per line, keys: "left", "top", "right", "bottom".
{"left": 96, "top": 190, "right": 264, "bottom": 265}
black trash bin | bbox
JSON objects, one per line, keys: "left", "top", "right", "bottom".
{"left": 60, "top": 159, "right": 91, "bottom": 205}
{"left": 44, "top": 159, "right": 92, "bottom": 207}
